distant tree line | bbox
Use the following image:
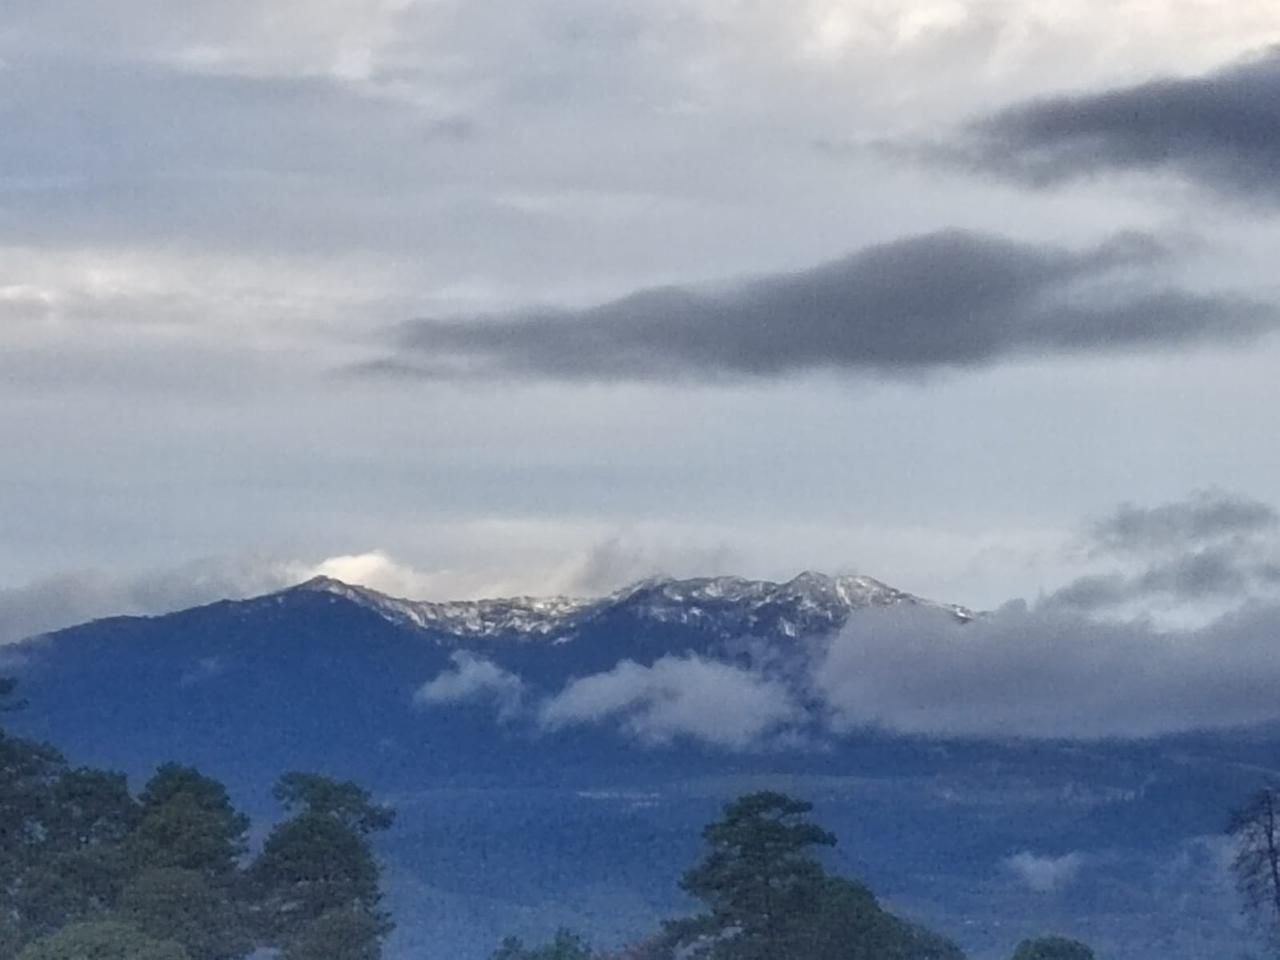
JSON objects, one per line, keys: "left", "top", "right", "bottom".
{"left": 0, "top": 679, "right": 393, "bottom": 960}
{"left": 493, "top": 791, "right": 1097, "bottom": 960}
{"left": 1229, "top": 784, "right": 1280, "bottom": 957}
{"left": 4, "top": 675, "right": 1103, "bottom": 960}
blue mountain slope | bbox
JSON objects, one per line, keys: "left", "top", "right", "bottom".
{"left": 0, "top": 574, "right": 1272, "bottom": 960}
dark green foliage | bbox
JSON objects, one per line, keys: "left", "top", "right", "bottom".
{"left": 0, "top": 731, "right": 68, "bottom": 870}
{"left": 0, "top": 916, "right": 20, "bottom": 959}
{"left": 1010, "top": 936, "right": 1095, "bottom": 960}
{"left": 48, "top": 768, "right": 139, "bottom": 850}
{"left": 1229, "top": 786, "right": 1280, "bottom": 950}
{"left": 128, "top": 765, "right": 249, "bottom": 879}
{"left": 253, "top": 813, "right": 384, "bottom": 928}
{"left": 666, "top": 791, "right": 965, "bottom": 960}
{"left": 11, "top": 846, "right": 131, "bottom": 940}
{"left": 4, "top": 676, "right": 1072, "bottom": 960}
{"left": 1, "top": 717, "right": 392, "bottom": 960}
{"left": 0, "top": 676, "right": 25, "bottom": 712}
{"left": 1, "top": 732, "right": 68, "bottom": 918}
{"left": 595, "top": 936, "right": 671, "bottom": 960}
{"left": 120, "top": 868, "right": 252, "bottom": 960}
{"left": 15, "top": 919, "right": 191, "bottom": 960}
{"left": 800, "top": 877, "right": 964, "bottom": 960}
{"left": 274, "top": 771, "right": 395, "bottom": 835}
{"left": 252, "top": 773, "right": 394, "bottom": 959}
{"left": 894, "top": 921, "right": 968, "bottom": 960}
{"left": 492, "top": 928, "right": 594, "bottom": 960}
{"left": 283, "top": 907, "right": 397, "bottom": 960}
{"left": 795, "top": 875, "right": 885, "bottom": 959}
{"left": 19, "top": 769, "right": 139, "bottom": 936}
{"left": 670, "top": 791, "right": 836, "bottom": 960}
{"left": 1, "top": 733, "right": 141, "bottom": 944}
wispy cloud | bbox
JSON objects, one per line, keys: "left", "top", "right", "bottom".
{"left": 1088, "top": 490, "right": 1278, "bottom": 556}
{"left": 1046, "top": 490, "right": 1280, "bottom": 615}
{"left": 1005, "top": 851, "right": 1086, "bottom": 893}
{"left": 0, "top": 557, "right": 300, "bottom": 646}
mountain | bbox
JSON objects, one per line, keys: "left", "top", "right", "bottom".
{"left": 0, "top": 573, "right": 1268, "bottom": 960}
{"left": 289, "top": 569, "right": 974, "bottom": 642}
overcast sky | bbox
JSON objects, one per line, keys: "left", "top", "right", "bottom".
{"left": 4, "top": 0, "right": 1280, "bottom": 636}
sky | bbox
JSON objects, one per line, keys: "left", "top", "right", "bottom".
{"left": 4, "top": 0, "right": 1280, "bottom": 644}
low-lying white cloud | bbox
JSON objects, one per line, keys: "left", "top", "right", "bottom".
{"left": 539, "top": 655, "right": 800, "bottom": 749}
{"left": 309, "top": 551, "right": 449, "bottom": 600}
{"left": 309, "top": 537, "right": 740, "bottom": 602}
{"left": 1005, "top": 851, "right": 1085, "bottom": 893}
{"left": 415, "top": 652, "right": 525, "bottom": 721}
{"left": 815, "top": 601, "right": 1280, "bottom": 739}
{"left": 413, "top": 591, "right": 1280, "bottom": 745}
{"left": 179, "top": 656, "right": 228, "bottom": 688}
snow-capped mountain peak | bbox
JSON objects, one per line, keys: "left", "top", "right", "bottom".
{"left": 291, "top": 575, "right": 595, "bottom": 639}
{"left": 289, "top": 570, "right": 972, "bottom": 643}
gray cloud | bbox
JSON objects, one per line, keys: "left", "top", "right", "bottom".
{"left": 962, "top": 48, "right": 1280, "bottom": 202}
{"left": 814, "top": 601, "right": 1280, "bottom": 739}
{"left": 1044, "top": 574, "right": 1130, "bottom": 613}
{"left": 558, "top": 536, "right": 739, "bottom": 598}
{"left": 538, "top": 654, "right": 800, "bottom": 749}
{"left": 1132, "top": 548, "right": 1257, "bottom": 600}
{"left": 1047, "top": 491, "right": 1280, "bottom": 613}
{"left": 0, "top": 56, "right": 474, "bottom": 256}
{"left": 370, "top": 231, "right": 1273, "bottom": 383}
{"left": 1090, "top": 490, "right": 1278, "bottom": 556}
{"left": 1047, "top": 555, "right": 1270, "bottom": 613}
{"left": 0, "top": 557, "right": 299, "bottom": 646}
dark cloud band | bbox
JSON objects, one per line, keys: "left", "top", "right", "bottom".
{"left": 370, "top": 230, "right": 1272, "bottom": 383}
{"left": 963, "top": 49, "right": 1280, "bottom": 202}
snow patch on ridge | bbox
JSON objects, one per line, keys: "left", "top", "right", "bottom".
{"left": 289, "top": 571, "right": 973, "bottom": 643}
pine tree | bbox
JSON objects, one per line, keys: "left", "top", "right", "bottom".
{"left": 667, "top": 791, "right": 835, "bottom": 960}
{"left": 1230, "top": 786, "right": 1280, "bottom": 953}
{"left": 251, "top": 772, "right": 394, "bottom": 960}
{"left": 1010, "top": 936, "right": 1095, "bottom": 960}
